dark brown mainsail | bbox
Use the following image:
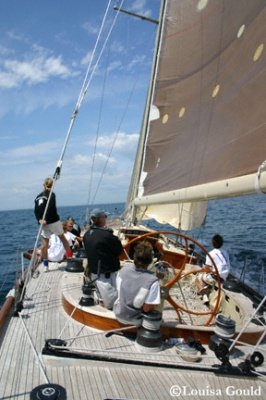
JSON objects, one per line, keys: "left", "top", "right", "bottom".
{"left": 127, "top": 0, "right": 266, "bottom": 229}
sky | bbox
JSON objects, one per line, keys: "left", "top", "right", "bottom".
{"left": 0, "top": 0, "right": 160, "bottom": 211}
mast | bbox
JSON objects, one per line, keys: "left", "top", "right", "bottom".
{"left": 125, "top": 0, "right": 167, "bottom": 224}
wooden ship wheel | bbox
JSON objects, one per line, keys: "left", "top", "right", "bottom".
{"left": 123, "top": 230, "right": 222, "bottom": 326}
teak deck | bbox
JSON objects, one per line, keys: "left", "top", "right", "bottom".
{"left": 0, "top": 262, "right": 265, "bottom": 400}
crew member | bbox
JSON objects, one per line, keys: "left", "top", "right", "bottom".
{"left": 83, "top": 208, "right": 124, "bottom": 309}
{"left": 113, "top": 241, "right": 161, "bottom": 326}
{"left": 34, "top": 177, "right": 73, "bottom": 271}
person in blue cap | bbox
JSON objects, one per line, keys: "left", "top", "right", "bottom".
{"left": 83, "top": 208, "right": 124, "bottom": 308}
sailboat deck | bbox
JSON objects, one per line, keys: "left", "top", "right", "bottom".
{"left": 0, "top": 262, "right": 265, "bottom": 400}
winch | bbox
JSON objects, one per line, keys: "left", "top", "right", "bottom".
{"left": 136, "top": 310, "right": 162, "bottom": 350}
{"left": 215, "top": 314, "right": 236, "bottom": 338}
{"left": 65, "top": 258, "right": 84, "bottom": 273}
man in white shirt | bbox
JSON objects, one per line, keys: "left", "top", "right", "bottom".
{"left": 48, "top": 234, "right": 66, "bottom": 262}
{"left": 48, "top": 221, "right": 81, "bottom": 262}
{"left": 205, "top": 234, "right": 231, "bottom": 281}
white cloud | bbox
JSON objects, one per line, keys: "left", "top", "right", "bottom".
{"left": 0, "top": 73, "right": 79, "bottom": 118}
{"left": 107, "top": 61, "right": 122, "bottom": 73}
{"left": 110, "top": 132, "right": 139, "bottom": 153}
{"left": 88, "top": 132, "right": 139, "bottom": 155}
{"left": 0, "top": 141, "right": 60, "bottom": 168}
{"left": 0, "top": 44, "right": 14, "bottom": 56}
{"left": 110, "top": 41, "right": 125, "bottom": 54}
{"left": 81, "top": 51, "right": 93, "bottom": 66}
{"left": 127, "top": 55, "right": 147, "bottom": 71}
{"left": 0, "top": 70, "right": 18, "bottom": 88}
{"left": 0, "top": 55, "right": 72, "bottom": 89}
{"left": 72, "top": 154, "right": 91, "bottom": 165}
{"left": 72, "top": 152, "right": 115, "bottom": 167}
{"left": 9, "top": 141, "right": 58, "bottom": 157}
{"left": 131, "top": 0, "right": 152, "bottom": 17}
{"left": 7, "top": 30, "right": 29, "bottom": 43}
{"left": 82, "top": 22, "right": 99, "bottom": 35}
{"left": 0, "top": 1, "right": 160, "bottom": 211}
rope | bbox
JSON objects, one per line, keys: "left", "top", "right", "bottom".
{"left": 18, "top": 312, "right": 49, "bottom": 384}
{"left": 177, "top": 281, "right": 194, "bottom": 325}
{"left": 58, "top": 324, "right": 136, "bottom": 343}
{"left": 57, "top": 291, "right": 83, "bottom": 339}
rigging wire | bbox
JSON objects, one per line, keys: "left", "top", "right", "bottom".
{"left": 18, "top": 312, "right": 50, "bottom": 384}
{"left": 87, "top": 8, "right": 157, "bottom": 210}
{"left": 91, "top": 76, "right": 139, "bottom": 206}
{"left": 18, "top": 179, "right": 57, "bottom": 303}
{"left": 55, "top": 0, "right": 114, "bottom": 173}
{"left": 89, "top": 22, "right": 160, "bottom": 219}
{"left": 85, "top": 44, "right": 111, "bottom": 222}
{"left": 17, "top": 0, "right": 124, "bottom": 306}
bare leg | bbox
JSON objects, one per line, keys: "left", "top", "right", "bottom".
{"left": 58, "top": 233, "right": 73, "bottom": 258}
{"left": 41, "top": 238, "right": 49, "bottom": 260}
{"left": 58, "top": 233, "right": 70, "bottom": 251}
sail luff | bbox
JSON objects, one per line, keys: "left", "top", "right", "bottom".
{"left": 125, "top": 0, "right": 167, "bottom": 223}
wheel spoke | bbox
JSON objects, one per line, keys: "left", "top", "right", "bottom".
{"left": 122, "top": 230, "right": 222, "bottom": 326}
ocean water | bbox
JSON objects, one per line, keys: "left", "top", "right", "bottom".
{"left": 0, "top": 195, "right": 265, "bottom": 305}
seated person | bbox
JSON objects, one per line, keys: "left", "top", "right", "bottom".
{"left": 196, "top": 234, "right": 230, "bottom": 308}
{"left": 204, "top": 234, "right": 231, "bottom": 281}
{"left": 65, "top": 220, "right": 83, "bottom": 248}
{"left": 48, "top": 222, "right": 82, "bottom": 262}
{"left": 48, "top": 234, "right": 66, "bottom": 262}
{"left": 66, "top": 216, "right": 81, "bottom": 237}
{"left": 113, "top": 241, "right": 161, "bottom": 326}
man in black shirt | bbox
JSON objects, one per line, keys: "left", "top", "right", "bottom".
{"left": 34, "top": 177, "right": 73, "bottom": 271}
{"left": 83, "top": 209, "right": 124, "bottom": 308}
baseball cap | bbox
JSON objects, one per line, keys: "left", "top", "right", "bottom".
{"left": 90, "top": 208, "right": 107, "bottom": 218}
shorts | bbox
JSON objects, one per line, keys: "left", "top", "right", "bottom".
{"left": 41, "top": 220, "right": 64, "bottom": 239}
{"left": 91, "top": 272, "right": 118, "bottom": 309}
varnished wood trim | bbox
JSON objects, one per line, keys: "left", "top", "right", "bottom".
{"left": 0, "top": 295, "right": 14, "bottom": 330}
{"left": 62, "top": 293, "right": 262, "bottom": 345}
{"left": 62, "top": 295, "right": 125, "bottom": 331}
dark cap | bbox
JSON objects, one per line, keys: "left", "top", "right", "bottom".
{"left": 90, "top": 208, "right": 107, "bottom": 218}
